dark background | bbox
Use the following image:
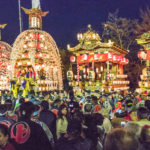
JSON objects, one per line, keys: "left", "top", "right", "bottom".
{"left": 0, "top": 0, "right": 149, "bottom": 49}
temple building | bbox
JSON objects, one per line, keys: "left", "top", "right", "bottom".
{"left": 67, "top": 25, "right": 129, "bottom": 92}
{"left": 10, "top": 3, "right": 63, "bottom": 97}
{"left": 137, "top": 31, "right": 150, "bottom": 94}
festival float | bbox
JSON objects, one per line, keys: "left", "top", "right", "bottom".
{"left": 67, "top": 25, "right": 129, "bottom": 92}
{"left": 10, "top": 4, "right": 63, "bottom": 98}
{"left": 0, "top": 24, "right": 11, "bottom": 92}
{"left": 137, "top": 31, "right": 150, "bottom": 94}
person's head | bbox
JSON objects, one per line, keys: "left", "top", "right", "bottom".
{"left": 0, "top": 124, "right": 9, "bottom": 148}
{"left": 53, "top": 99, "right": 61, "bottom": 108}
{"left": 67, "top": 119, "right": 82, "bottom": 137}
{"left": 19, "top": 101, "right": 35, "bottom": 119}
{"left": 104, "top": 128, "right": 139, "bottom": 150}
{"left": 84, "top": 103, "right": 92, "bottom": 114}
{"left": 58, "top": 104, "right": 67, "bottom": 118}
{"left": 31, "top": 104, "right": 40, "bottom": 119}
{"left": 19, "top": 97, "right": 25, "bottom": 104}
{"left": 40, "top": 100, "right": 49, "bottom": 110}
{"left": 0, "top": 104, "right": 7, "bottom": 117}
{"left": 125, "top": 121, "right": 141, "bottom": 137}
{"left": 137, "top": 107, "right": 148, "bottom": 120}
{"left": 145, "top": 100, "right": 150, "bottom": 111}
{"left": 5, "top": 99, "right": 13, "bottom": 111}
{"left": 139, "top": 125, "right": 150, "bottom": 150}
{"left": 91, "top": 96, "right": 98, "bottom": 104}
{"left": 93, "top": 113, "right": 104, "bottom": 126}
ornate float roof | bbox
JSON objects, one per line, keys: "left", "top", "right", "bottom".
{"left": 136, "top": 31, "right": 150, "bottom": 50}
{"left": 68, "top": 25, "right": 128, "bottom": 55}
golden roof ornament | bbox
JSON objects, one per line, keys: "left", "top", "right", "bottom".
{"left": 21, "top": 7, "right": 49, "bottom": 17}
{"left": 0, "top": 24, "right": 7, "bottom": 41}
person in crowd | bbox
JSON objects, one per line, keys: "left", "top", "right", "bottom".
{"left": 145, "top": 100, "right": 150, "bottom": 120}
{"left": 83, "top": 113, "right": 101, "bottom": 150}
{"left": 56, "top": 104, "right": 68, "bottom": 139}
{"left": 124, "top": 121, "right": 141, "bottom": 138}
{"left": 111, "top": 117, "right": 126, "bottom": 128}
{"left": 136, "top": 107, "right": 150, "bottom": 126}
{"left": 51, "top": 99, "right": 62, "bottom": 118}
{"left": 55, "top": 119, "right": 93, "bottom": 150}
{"left": 39, "top": 100, "right": 57, "bottom": 142}
{"left": 139, "top": 125, "right": 150, "bottom": 150}
{"left": 104, "top": 128, "right": 139, "bottom": 150}
{"left": 0, "top": 104, "right": 15, "bottom": 129}
{"left": 5, "top": 100, "right": 18, "bottom": 122}
{"left": 0, "top": 124, "right": 16, "bottom": 150}
{"left": 10, "top": 101, "right": 52, "bottom": 150}
{"left": 31, "top": 104, "right": 54, "bottom": 147}
{"left": 99, "top": 108, "right": 112, "bottom": 133}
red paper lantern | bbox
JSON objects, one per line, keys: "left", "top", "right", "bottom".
{"left": 70, "top": 56, "right": 76, "bottom": 62}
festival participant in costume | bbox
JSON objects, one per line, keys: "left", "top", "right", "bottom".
{"left": 39, "top": 100, "right": 57, "bottom": 142}
{"left": 10, "top": 102, "right": 52, "bottom": 150}
{"left": 0, "top": 124, "right": 16, "bottom": 150}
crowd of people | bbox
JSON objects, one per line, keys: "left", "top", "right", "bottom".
{"left": 0, "top": 88, "right": 149, "bottom": 150}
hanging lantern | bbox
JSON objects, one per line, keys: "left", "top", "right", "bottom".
{"left": 67, "top": 71, "right": 73, "bottom": 81}
{"left": 94, "top": 54, "right": 99, "bottom": 60}
{"left": 100, "top": 66, "right": 103, "bottom": 72}
{"left": 82, "top": 54, "right": 88, "bottom": 61}
{"left": 138, "top": 50, "right": 146, "bottom": 59}
{"left": 108, "top": 53, "right": 113, "bottom": 59}
{"left": 70, "top": 56, "right": 76, "bottom": 62}
{"left": 96, "top": 68, "right": 99, "bottom": 73}
{"left": 89, "top": 71, "right": 95, "bottom": 81}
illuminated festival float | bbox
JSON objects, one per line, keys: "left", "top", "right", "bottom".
{"left": 137, "top": 31, "right": 150, "bottom": 94}
{"left": 10, "top": 4, "right": 63, "bottom": 97}
{"left": 67, "top": 25, "right": 129, "bottom": 92}
{"left": 0, "top": 24, "right": 11, "bottom": 91}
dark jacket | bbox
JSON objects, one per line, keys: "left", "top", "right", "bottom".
{"left": 54, "top": 136, "right": 93, "bottom": 150}
{"left": 10, "top": 117, "right": 52, "bottom": 150}
{"left": 39, "top": 109, "right": 57, "bottom": 141}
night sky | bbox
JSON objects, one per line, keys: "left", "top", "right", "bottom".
{"left": 0, "top": 0, "right": 150, "bottom": 49}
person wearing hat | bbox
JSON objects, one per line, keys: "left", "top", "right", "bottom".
{"left": 39, "top": 100, "right": 57, "bottom": 142}
{"left": 10, "top": 101, "right": 52, "bottom": 150}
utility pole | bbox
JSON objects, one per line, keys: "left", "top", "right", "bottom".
{"left": 18, "top": 0, "right": 22, "bottom": 33}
